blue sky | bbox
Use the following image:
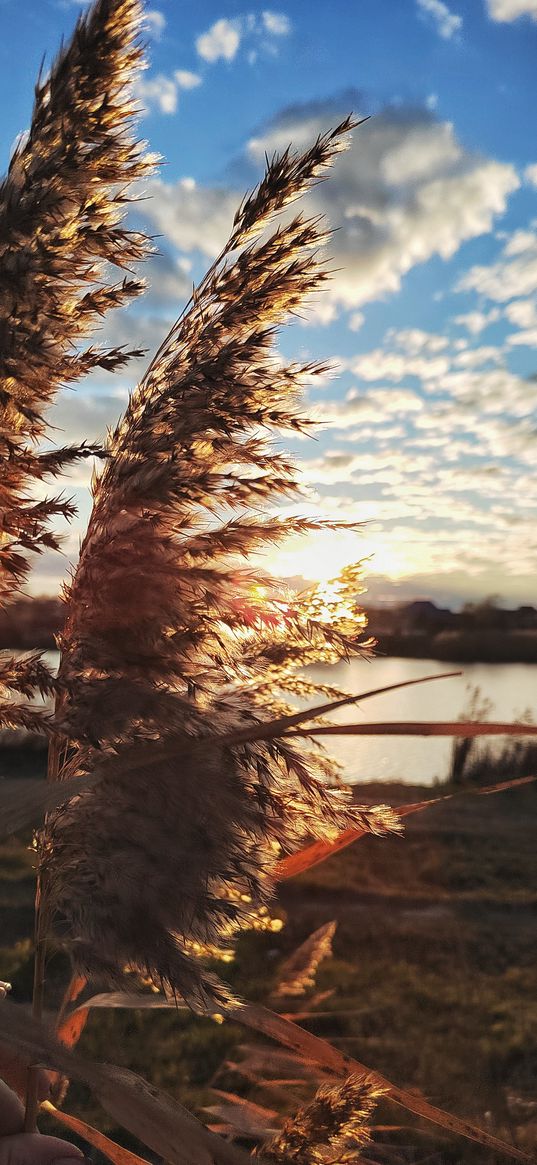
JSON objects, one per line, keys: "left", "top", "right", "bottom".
{"left": 2, "top": 0, "right": 537, "bottom": 606}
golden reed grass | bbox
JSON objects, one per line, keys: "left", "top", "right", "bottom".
{"left": 0, "top": 0, "right": 396, "bottom": 1017}
{"left": 0, "top": 0, "right": 156, "bottom": 606}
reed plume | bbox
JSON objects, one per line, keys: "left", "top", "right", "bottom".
{"left": 40, "top": 108, "right": 398, "bottom": 1009}
{"left": 273, "top": 921, "right": 337, "bottom": 999}
{"left": 261, "top": 1074, "right": 383, "bottom": 1164}
{"left": 0, "top": 0, "right": 155, "bottom": 611}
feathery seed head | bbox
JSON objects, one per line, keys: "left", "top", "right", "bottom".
{"left": 0, "top": 0, "right": 155, "bottom": 605}
{"left": 42, "top": 108, "right": 393, "bottom": 1009}
{"left": 5, "top": 2, "right": 384, "bottom": 1011}
{"left": 261, "top": 1074, "right": 384, "bottom": 1165}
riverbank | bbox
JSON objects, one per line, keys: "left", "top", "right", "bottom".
{"left": 375, "top": 629, "right": 537, "bottom": 663}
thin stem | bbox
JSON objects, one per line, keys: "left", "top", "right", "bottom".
{"left": 24, "top": 701, "right": 66, "bottom": 1131}
{"left": 24, "top": 864, "right": 48, "bottom": 1129}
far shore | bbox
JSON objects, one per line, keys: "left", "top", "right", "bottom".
{"left": 373, "top": 630, "right": 537, "bottom": 664}
{"left": 2, "top": 595, "right": 537, "bottom": 665}
{"left": 1, "top": 631, "right": 536, "bottom": 666}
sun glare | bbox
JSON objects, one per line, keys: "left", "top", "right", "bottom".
{"left": 263, "top": 529, "right": 411, "bottom": 585}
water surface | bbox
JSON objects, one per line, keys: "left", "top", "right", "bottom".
{"left": 305, "top": 656, "right": 536, "bottom": 784}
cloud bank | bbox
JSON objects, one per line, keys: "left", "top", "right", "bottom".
{"left": 141, "top": 99, "right": 518, "bottom": 319}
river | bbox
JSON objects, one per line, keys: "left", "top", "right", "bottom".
{"left": 40, "top": 652, "right": 536, "bottom": 786}
{"left": 305, "top": 656, "right": 536, "bottom": 785}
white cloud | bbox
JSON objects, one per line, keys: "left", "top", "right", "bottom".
{"left": 300, "top": 298, "right": 339, "bottom": 326}
{"left": 504, "top": 297, "right": 537, "bottom": 327}
{"left": 453, "top": 308, "right": 500, "bottom": 334}
{"left": 385, "top": 328, "right": 449, "bottom": 354}
{"left": 299, "top": 446, "right": 434, "bottom": 487}
{"left": 136, "top": 74, "right": 179, "bottom": 115}
{"left": 195, "top": 13, "right": 291, "bottom": 65}
{"left": 456, "top": 229, "right": 537, "bottom": 302}
{"left": 175, "top": 70, "right": 202, "bottom": 90}
{"left": 434, "top": 367, "right": 537, "bottom": 418}
{"left": 142, "top": 101, "right": 517, "bottom": 312}
{"left": 247, "top": 103, "right": 518, "bottom": 312}
{"left": 507, "top": 327, "right": 537, "bottom": 347}
{"left": 48, "top": 389, "right": 129, "bottom": 445}
{"left": 486, "top": 0, "right": 537, "bottom": 20}
{"left": 274, "top": 302, "right": 537, "bottom": 596}
{"left": 503, "top": 300, "right": 537, "bottom": 346}
{"left": 348, "top": 311, "right": 365, "bottom": 332}
{"left": 452, "top": 344, "right": 502, "bottom": 367}
{"left": 262, "top": 10, "right": 291, "bottom": 35}
{"left": 135, "top": 69, "right": 202, "bottom": 116}
{"left": 142, "top": 176, "right": 239, "bottom": 256}
{"left": 501, "top": 290, "right": 537, "bottom": 347}
{"left": 524, "top": 163, "right": 537, "bottom": 187}
{"left": 503, "top": 228, "right": 536, "bottom": 256}
{"left": 143, "top": 251, "right": 193, "bottom": 309}
{"left": 342, "top": 328, "right": 455, "bottom": 384}
{"left": 196, "top": 18, "right": 241, "bottom": 62}
{"left": 144, "top": 9, "right": 166, "bottom": 39}
{"left": 325, "top": 387, "right": 425, "bottom": 429}
{"left": 417, "top": 0, "right": 463, "bottom": 39}
{"left": 350, "top": 348, "right": 450, "bottom": 383}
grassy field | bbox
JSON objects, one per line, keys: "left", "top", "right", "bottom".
{"left": 1, "top": 769, "right": 536, "bottom": 1163}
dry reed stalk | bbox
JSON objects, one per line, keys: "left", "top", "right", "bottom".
{"left": 36, "top": 98, "right": 402, "bottom": 1012}
{"left": 0, "top": 0, "right": 155, "bottom": 760}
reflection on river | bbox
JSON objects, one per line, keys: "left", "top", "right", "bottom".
{"left": 305, "top": 656, "right": 536, "bottom": 785}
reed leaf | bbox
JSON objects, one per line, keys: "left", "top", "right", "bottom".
{"left": 69, "top": 992, "right": 189, "bottom": 1011}
{"left": 0, "top": 775, "right": 93, "bottom": 840}
{"left": 285, "top": 720, "right": 537, "bottom": 738}
{"left": 83, "top": 1063, "right": 254, "bottom": 1165}
{"left": 276, "top": 772, "right": 537, "bottom": 879}
{"left": 204, "top": 1092, "right": 280, "bottom": 1140}
{"left": 43, "top": 1103, "right": 151, "bottom": 1165}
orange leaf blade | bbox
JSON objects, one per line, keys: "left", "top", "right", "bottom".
{"left": 43, "top": 1102, "right": 150, "bottom": 1165}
